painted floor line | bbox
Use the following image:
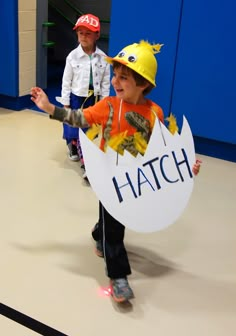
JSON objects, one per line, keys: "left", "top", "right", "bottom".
{"left": 0, "top": 303, "right": 69, "bottom": 336}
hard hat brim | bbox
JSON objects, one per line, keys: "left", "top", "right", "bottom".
{"left": 105, "top": 56, "right": 128, "bottom": 66}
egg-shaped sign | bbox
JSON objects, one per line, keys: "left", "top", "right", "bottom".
{"left": 79, "top": 117, "right": 196, "bottom": 232}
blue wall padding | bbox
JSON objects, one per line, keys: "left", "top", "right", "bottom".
{"left": 108, "top": 0, "right": 183, "bottom": 116}
{"left": 171, "top": 0, "right": 236, "bottom": 144}
{"left": 109, "top": 0, "right": 236, "bottom": 146}
{"left": 0, "top": 0, "right": 18, "bottom": 96}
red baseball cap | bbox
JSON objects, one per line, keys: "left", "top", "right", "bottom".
{"left": 73, "top": 14, "right": 100, "bottom": 32}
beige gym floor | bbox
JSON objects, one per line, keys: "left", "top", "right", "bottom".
{"left": 0, "top": 108, "right": 235, "bottom": 336}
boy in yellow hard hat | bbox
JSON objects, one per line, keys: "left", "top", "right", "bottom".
{"left": 31, "top": 40, "right": 201, "bottom": 303}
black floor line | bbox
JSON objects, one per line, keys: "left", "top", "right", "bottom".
{"left": 0, "top": 303, "right": 69, "bottom": 336}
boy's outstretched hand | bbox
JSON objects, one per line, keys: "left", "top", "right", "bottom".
{"left": 30, "top": 87, "right": 55, "bottom": 115}
{"left": 192, "top": 159, "right": 202, "bottom": 176}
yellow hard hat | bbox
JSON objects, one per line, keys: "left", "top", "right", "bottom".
{"left": 106, "top": 40, "right": 163, "bottom": 86}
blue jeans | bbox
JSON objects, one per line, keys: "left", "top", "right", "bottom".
{"left": 63, "top": 92, "right": 96, "bottom": 144}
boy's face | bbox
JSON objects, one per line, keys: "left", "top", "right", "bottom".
{"left": 111, "top": 67, "right": 148, "bottom": 104}
{"left": 76, "top": 28, "right": 99, "bottom": 50}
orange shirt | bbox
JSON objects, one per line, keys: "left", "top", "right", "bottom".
{"left": 83, "top": 97, "right": 164, "bottom": 151}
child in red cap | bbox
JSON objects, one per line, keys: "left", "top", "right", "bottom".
{"left": 57, "top": 14, "right": 110, "bottom": 178}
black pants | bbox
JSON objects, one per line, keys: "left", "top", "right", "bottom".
{"left": 92, "top": 202, "right": 131, "bottom": 279}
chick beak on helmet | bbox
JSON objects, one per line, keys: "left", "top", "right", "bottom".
{"left": 105, "top": 57, "right": 128, "bottom": 65}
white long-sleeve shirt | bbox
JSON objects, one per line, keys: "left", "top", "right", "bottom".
{"left": 58, "top": 44, "right": 110, "bottom": 106}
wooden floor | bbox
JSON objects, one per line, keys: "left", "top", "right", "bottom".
{"left": 0, "top": 108, "right": 236, "bottom": 336}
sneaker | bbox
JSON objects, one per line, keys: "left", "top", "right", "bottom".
{"left": 81, "top": 167, "right": 89, "bottom": 183}
{"left": 95, "top": 240, "right": 104, "bottom": 258}
{"left": 110, "top": 278, "right": 134, "bottom": 303}
{"left": 68, "top": 142, "right": 79, "bottom": 161}
{"left": 82, "top": 171, "right": 89, "bottom": 183}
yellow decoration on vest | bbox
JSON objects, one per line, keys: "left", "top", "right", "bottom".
{"left": 106, "top": 131, "right": 128, "bottom": 155}
{"left": 86, "top": 123, "right": 101, "bottom": 140}
{"left": 166, "top": 113, "right": 179, "bottom": 134}
{"left": 133, "top": 132, "right": 148, "bottom": 155}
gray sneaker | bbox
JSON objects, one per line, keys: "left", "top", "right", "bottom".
{"left": 110, "top": 278, "right": 134, "bottom": 303}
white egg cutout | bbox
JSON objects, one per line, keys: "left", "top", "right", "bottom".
{"left": 79, "top": 117, "right": 196, "bottom": 232}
